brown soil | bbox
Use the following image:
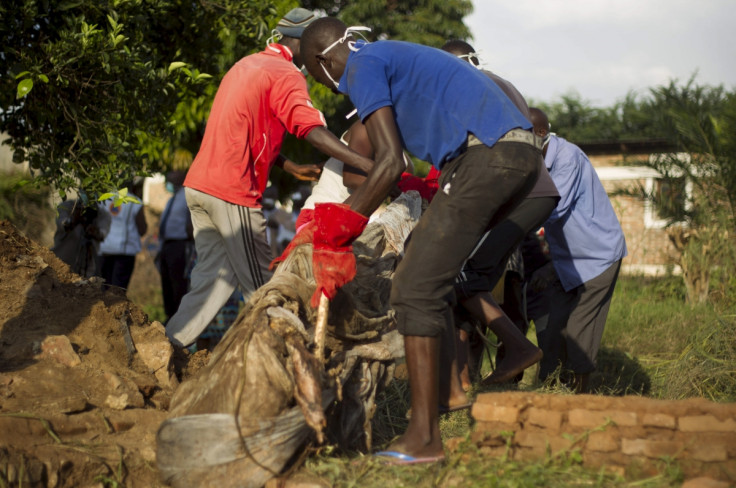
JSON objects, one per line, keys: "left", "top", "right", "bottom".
{"left": 0, "top": 220, "right": 205, "bottom": 487}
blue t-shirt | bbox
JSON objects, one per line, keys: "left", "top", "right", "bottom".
{"left": 338, "top": 40, "right": 531, "bottom": 168}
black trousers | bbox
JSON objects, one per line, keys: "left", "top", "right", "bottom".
{"left": 159, "top": 239, "right": 193, "bottom": 320}
{"left": 537, "top": 259, "right": 622, "bottom": 377}
{"left": 390, "top": 140, "right": 540, "bottom": 337}
{"left": 99, "top": 254, "right": 136, "bottom": 290}
{"left": 454, "top": 195, "right": 557, "bottom": 301}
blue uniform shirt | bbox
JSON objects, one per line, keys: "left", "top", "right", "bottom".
{"left": 160, "top": 187, "right": 191, "bottom": 241}
{"left": 338, "top": 40, "right": 531, "bottom": 169}
{"left": 543, "top": 135, "right": 628, "bottom": 291}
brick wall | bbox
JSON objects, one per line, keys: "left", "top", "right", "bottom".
{"left": 604, "top": 181, "right": 678, "bottom": 270}
{"left": 588, "top": 154, "right": 680, "bottom": 273}
{"left": 471, "top": 392, "right": 736, "bottom": 482}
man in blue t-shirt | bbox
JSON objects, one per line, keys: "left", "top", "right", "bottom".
{"left": 301, "top": 17, "right": 543, "bottom": 464}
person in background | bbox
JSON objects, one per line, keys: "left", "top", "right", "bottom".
{"left": 158, "top": 170, "right": 194, "bottom": 322}
{"left": 98, "top": 179, "right": 147, "bottom": 291}
{"left": 52, "top": 195, "right": 111, "bottom": 278}
{"left": 529, "top": 107, "right": 628, "bottom": 393}
{"left": 164, "top": 8, "right": 375, "bottom": 348}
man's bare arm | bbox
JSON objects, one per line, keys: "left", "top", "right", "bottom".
{"left": 342, "top": 120, "right": 373, "bottom": 190}
{"left": 305, "top": 126, "right": 374, "bottom": 174}
{"left": 344, "top": 106, "right": 405, "bottom": 217}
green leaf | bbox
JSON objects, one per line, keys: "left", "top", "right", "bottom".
{"left": 15, "top": 71, "right": 30, "bottom": 80}
{"left": 16, "top": 79, "right": 34, "bottom": 98}
{"left": 58, "top": 0, "right": 84, "bottom": 10}
{"left": 98, "top": 192, "right": 115, "bottom": 201}
{"left": 195, "top": 73, "right": 212, "bottom": 81}
{"left": 38, "top": 74, "right": 49, "bottom": 83}
{"left": 121, "top": 194, "right": 141, "bottom": 204}
{"left": 168, "top": 61, "right": 187, "bottom": 73}
{"left": 107, "top": 14, "right": 118, "bottom": 29}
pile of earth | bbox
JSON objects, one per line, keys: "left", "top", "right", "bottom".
{"left": 0, "top": 219, "right": 207, "bottom": 487}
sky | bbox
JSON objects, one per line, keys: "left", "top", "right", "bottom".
{"left": 465, "top": 0, "right": 736, "bottom": 107}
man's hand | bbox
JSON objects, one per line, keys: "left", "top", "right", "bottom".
{"left": 285, "top": 159, "right": 322, "bottom": 181}
{"left": 310, "top": 203, "right": 368, "bottom": 307}
{"left": 530, "top": 261, "right": 556, "bottom": 292}
{"left": 305, "top": 126, "right": 374, "bottom": 174}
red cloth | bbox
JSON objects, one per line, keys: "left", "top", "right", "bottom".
{"left": 310, "top": 203, "right": 368, "bottom": 307}
{"left": 397, "top": 167, "right": 441, "bottom": 202}
{"left": 294, "top": 208, "right": 314, "bottom": 232}
{"left": 184, "top": 44, "right": 326, "bottom": 208}
{"left": 269, "top": 219, "right": 316, "bottom": 271}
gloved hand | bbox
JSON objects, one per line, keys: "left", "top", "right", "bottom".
{"left": 269, "top": 219, "right": 316, "bottom": 271}
{"left": 529, "top": 261, "right": 557, "bottom": 292}
{"left": 310, "top": 203, "right": 368, "bottom": 307}
{"left": 424, "top": 166, "right": 441, "bottom": 198}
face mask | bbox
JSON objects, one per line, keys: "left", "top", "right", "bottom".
{"left": 457, "top": 52, "right": 480, "bottom": 67}
{"left": 542, "top": 124, "right": 553, "bottom": 148}
{"left": 265, "top": 29, "right": 283, "bottom": 47}
{"left": 321, "top": 63, "right": 342, "bottom": 91}
{"left": 165, "top": 182, "right": 175, "bottom": 193}
{"left": 319, "top": 26, "right": 371, "bottom": 91}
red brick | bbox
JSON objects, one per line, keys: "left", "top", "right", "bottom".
{"left": 622, "top": 438, "right": 647, "bottom": 456}
{"left": 679, "top": 415, "right": 736, "bottom": 433}
{"left": 688, "top": 441, "right": 728, "bottom": 462}
{"left": 470, "top": 430, "right": 507, "bottom": 448}
{"left": 515, "top": 431, "right": 573, "bottom": 453}
{"left": 527, "top": 407, "right": 562, "bottom": 431}
{"left": 681, "top": 477, "right": 730, "bottom": 488}
{"left": 569, "top": 409, "right": 637, "bottom": 428}
{"left": 582, "top": 451, "right": 628, "bottom": 475}
{"left": 473, "top": 420, "right": 520, "bottom": 436}
{"left": 642, "top": 413, "right": 676, "bottom": 429}
{"left": 471, "top": 403, "right": 519, "bottom": 424}
{"left": 622, "top": 438, "right": 687, "bottom": 459}
{"left": 586, "top": 431, "right": 618, "bottom": 452}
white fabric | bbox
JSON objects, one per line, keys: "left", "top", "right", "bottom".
{"left": 304, "top": 152, "right": 412, "bottom": 211}
{"left": 303, "top": 158, "right": 352, "bottom": 209}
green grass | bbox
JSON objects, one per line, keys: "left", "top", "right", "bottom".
{"left": 603, "top": 275, "right": 736, "bottom": 401}
{"left": 297, "top": 274, "right": 735, "bottom": 487}
{"left": 301, "top": 428, "right": 683, "bottom": 488}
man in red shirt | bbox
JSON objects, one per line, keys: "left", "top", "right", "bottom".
{"left": 166, "top": 8, "right": 374, "bottom": 347}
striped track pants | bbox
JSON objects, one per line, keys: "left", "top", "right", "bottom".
{"left": 165, "top": 188, "right": 273, "bottom": 347}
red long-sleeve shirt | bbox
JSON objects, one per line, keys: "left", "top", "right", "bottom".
{"left": 185, "top": 44, "right": 326, "bottom": 207}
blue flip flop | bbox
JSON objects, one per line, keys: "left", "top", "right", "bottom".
{"left": 373, "top": 450, "right": 446, "bottom": 465}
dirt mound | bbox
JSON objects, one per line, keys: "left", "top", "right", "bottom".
{"left": 0, "top": 220, "right": 200, "bottom": 487}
